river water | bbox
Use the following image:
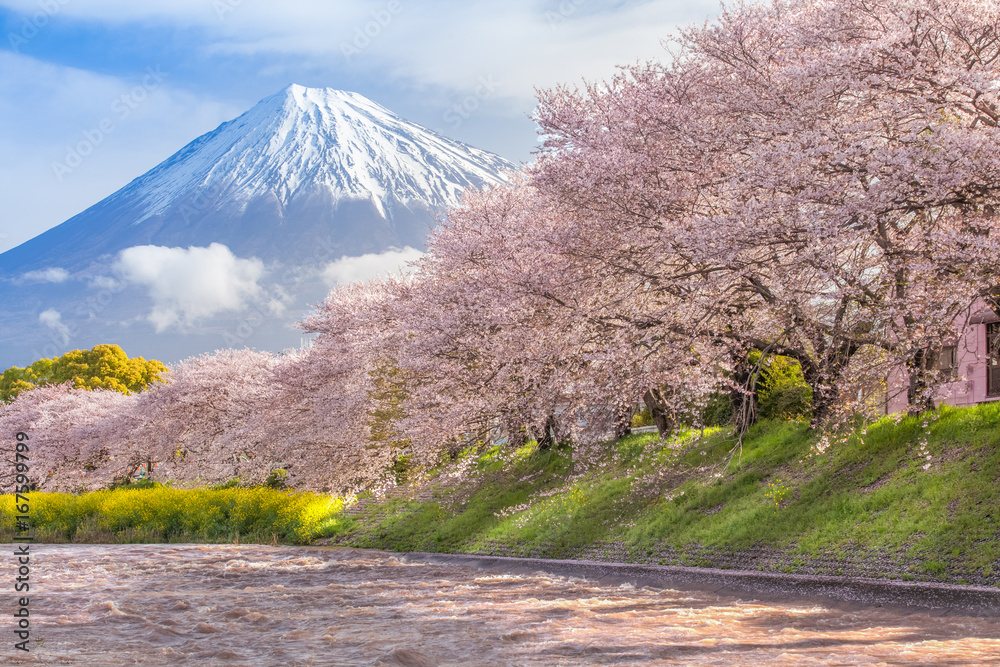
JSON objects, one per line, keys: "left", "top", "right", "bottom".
{"left": 5, "top": 544, "right": 1000, "bottom": 665}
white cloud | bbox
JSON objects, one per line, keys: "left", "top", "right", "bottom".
{"left": 38, "top": 308, "right": 71, "bottom": 343}
{"left": 322, "top": 247, "right": 424, "bottom": 287}
{"left": 0, "top": 1, "right": 719, "bottom": 109}
{"left": 114, "top": 243, "right": 267, "bottom": 332}
{"left": 198, "top": 1, "right": 722, "bottom": 117}
{"left": 364, "top": 1, "right": 719, "bottom": 108}
{"left": 89, "top": 276, "right": 123, "bottom": 290}
{"left": 20, "top": 267, "right": 70, "bottom": 283}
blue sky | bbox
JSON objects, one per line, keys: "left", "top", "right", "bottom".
{"left": 0, "top": 0, "right": 720, "bottom": 253}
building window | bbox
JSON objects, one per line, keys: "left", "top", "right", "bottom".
{"left": 935, "top": 345, "right": 957, "bottom": 371}
{"left": 988, "top": 323, "right": 1000, "bottom": 398}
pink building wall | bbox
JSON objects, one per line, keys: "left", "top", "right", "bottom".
{"left": 885, "top": 297, "right": 1000, "bottom": 414}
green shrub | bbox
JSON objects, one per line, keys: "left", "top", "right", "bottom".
{"left": 264, "top": 469, "right": 288, "bottom": 489}
{"left": 109, "top": 478, "right": 159, "bottom": 491}
{"left": 756, "top": 354, "right": 812, "bottom": 420}
{"left": 631, "top": 406, "right": 654, "bottom": 427}
{"left": 701, "top": 391, "right": 734, "bottom": 427}
{"left": 392, "top": 454, "right": 413, "bottom": 484}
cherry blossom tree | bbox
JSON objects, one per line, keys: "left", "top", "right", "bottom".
{"left": 10, "top": 0, "right": 1000, "bottom": 493}
{"left": 530, "top": 0, "right": 1000, "bottom": 425}
{"left": 0, "top": 384, "right": 139, "bottom": 492}
{"left": 395, "top": 179, "right": 728, "bottom": 450}
{"left": 292, "top": 277, "right": 421, "bottom": 490}
{"left": 125, "top": 349, "right": 283, "bottom": 488}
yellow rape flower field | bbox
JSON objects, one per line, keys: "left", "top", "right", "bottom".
{"left": 0, "top": 487, "right": 350, "bottom": 545}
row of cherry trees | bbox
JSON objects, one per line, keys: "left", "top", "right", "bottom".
{"left": 528, "top": 0, "right": 1000, "bottom": 425}
{"left": 4, "top": 0, "right": 1000, "bottom": 493}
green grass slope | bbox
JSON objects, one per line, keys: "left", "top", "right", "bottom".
{"left": 339, "top": 403, "right": 1000, "bottom": 586}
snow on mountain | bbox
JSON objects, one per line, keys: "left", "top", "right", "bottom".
{"left": 128, "top": 84, "right": 514, "bottom": 221}
{"left": 0, "top": 85, "right": 518, "bottom": 367}
{"left": 0, "top": 84, "right": 516, "bottom": 275}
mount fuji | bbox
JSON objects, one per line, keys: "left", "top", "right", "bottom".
{"left": 0, "top": 85, "right": 516, "bottom": 367}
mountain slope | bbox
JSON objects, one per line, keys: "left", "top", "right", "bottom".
{"left": 0, "top": 85, "right": 517, "bottom": 367}
{"left": 0, "top": 84, "right": 515, "bottom": 275}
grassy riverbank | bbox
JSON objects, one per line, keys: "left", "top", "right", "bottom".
{"left": 0, "top": 486, "right": 348, "bottom": 544}
{"left": 335, "top": 403, "right": 1000, "bottom": 586}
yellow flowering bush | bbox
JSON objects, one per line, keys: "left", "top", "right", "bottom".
{"left": 0, "top": 487, "right": 347, "bottom": 544}
{"left": 763, "top": 479, "right": 790, "bottom": 513}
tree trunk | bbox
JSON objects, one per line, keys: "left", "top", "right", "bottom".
{"left": 643, "top": 388, "right": 676, "bottom": 438}
{"left": 535, "top": 413, "right": 559, "bottom": 451}
{"left": 503, "top": 418, "right": 528, "bottom": 450}
{"left": 804, "top": 342, "right": 861, "bottom": 427}
{"left": 612, "top": 404, "right": 633, "bottom": 439}
{"left": 906, "top": 349, "right": 936, "bottom": 415}
{"left": 730, "top": 360, "right": 759, "bottom": 436}
{"left": 809, "top": 389, "right": 835, "bottom": 427}
{"left": 802, "top": 364, "right": 836, "bottom": 427}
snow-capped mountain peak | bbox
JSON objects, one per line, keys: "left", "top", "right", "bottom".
{"left": 0, "top": 84, "right": 517, "bottom": 367}
{"left": 127, "top": 84, "right": 515, "bottom": 220}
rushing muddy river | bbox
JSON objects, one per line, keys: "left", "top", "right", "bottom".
{"left": 5, "top": 544, "right": 1000, "bottom": 665}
